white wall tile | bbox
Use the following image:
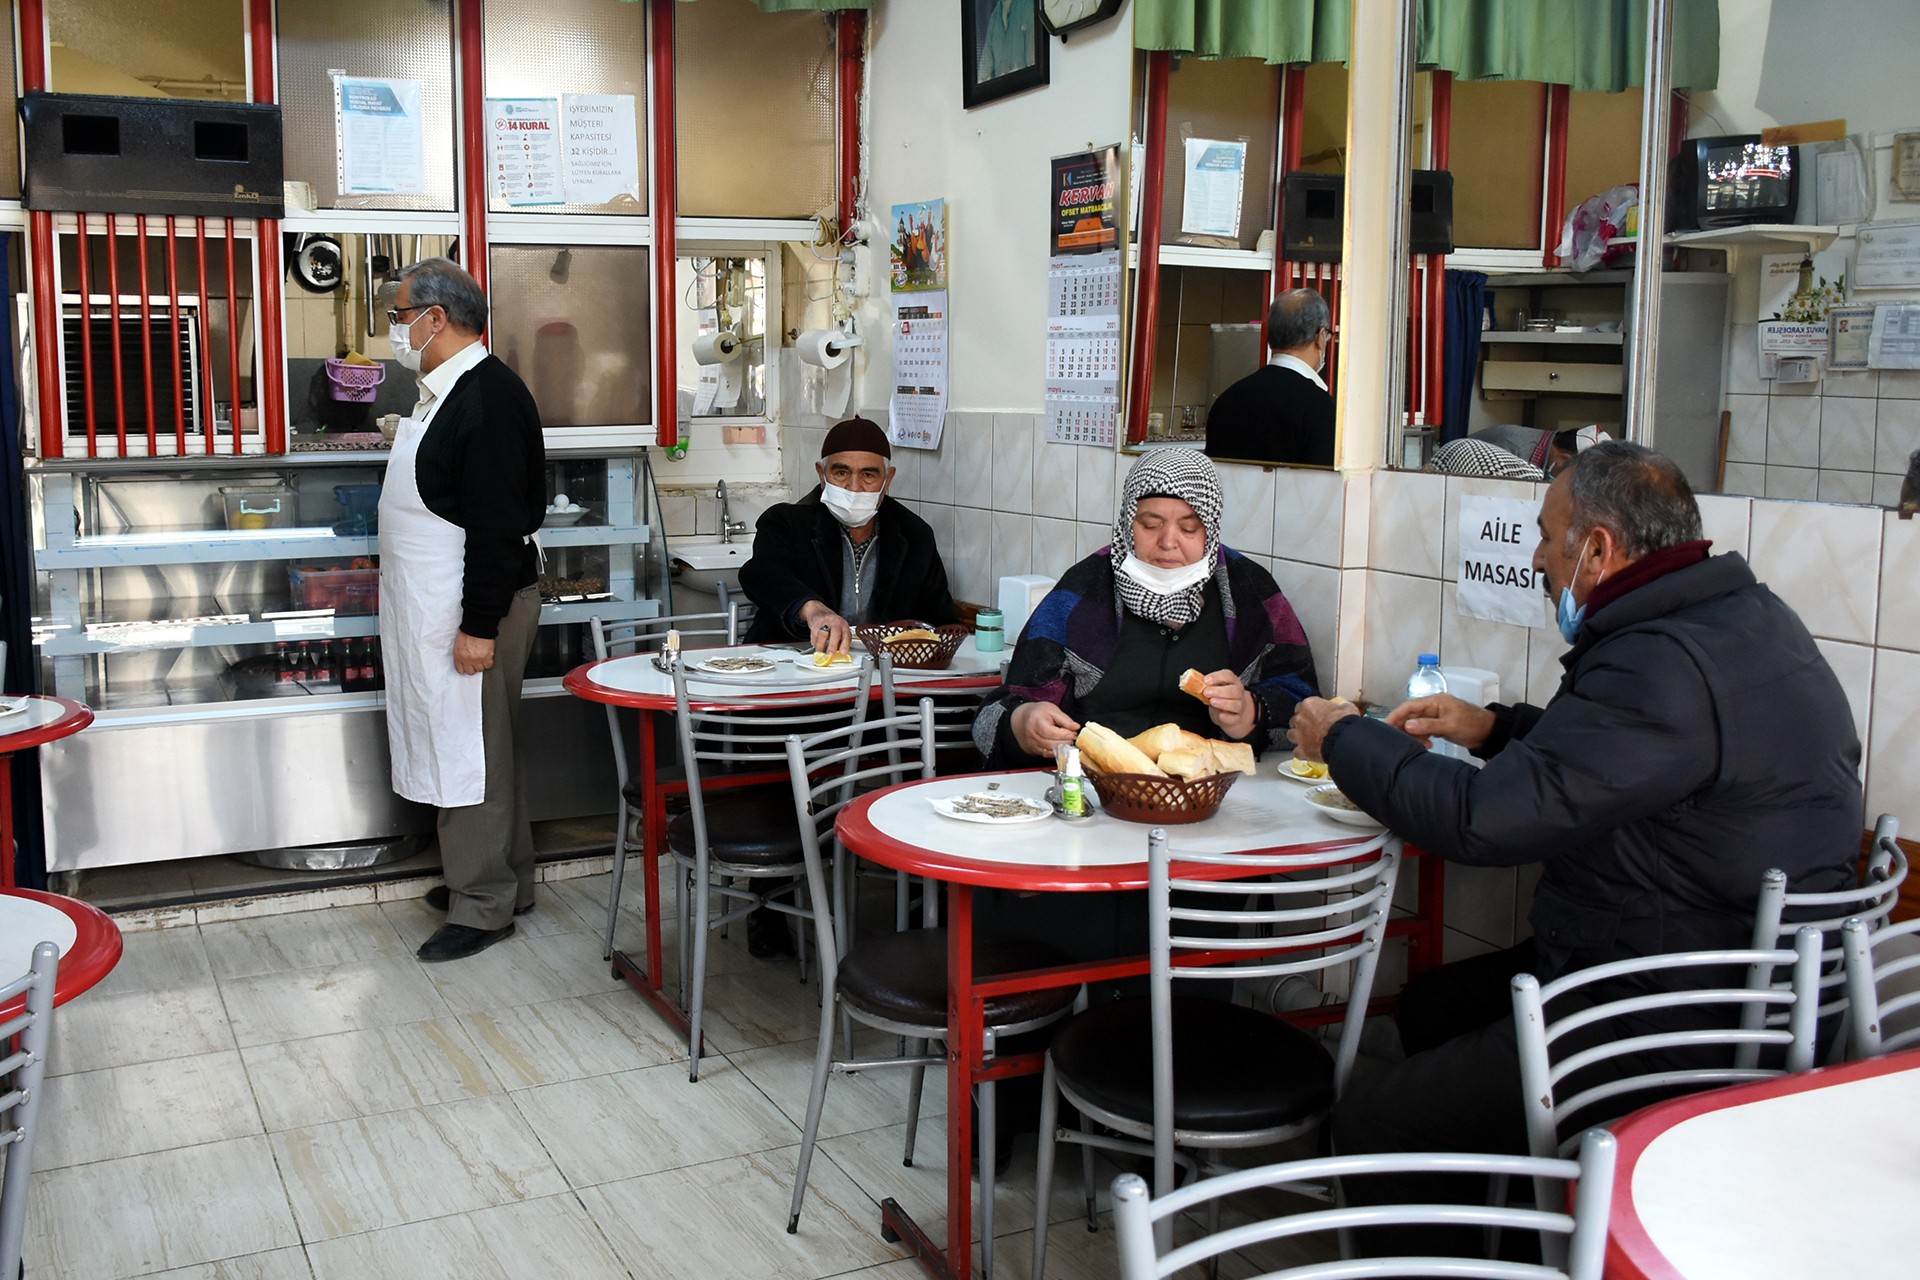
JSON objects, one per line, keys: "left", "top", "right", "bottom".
{"left": 1766, "top": 395, "right": 1820, "bottom": 468}
{"left": 923, "top": 435, "right": 958, "bottom": 504}
{"left": 1721, "top": 462, "right": 1765, "bottom": 497}
{"left": 990, "top": 511, "right": 1032, "bottom": 582}
{"left": 1526, "top": 627, "right": 1569, "bottom": 705}
{"left": 1340, "top": 473, "right": 1372, "bottom": 569}
{"left": 888, "top": 445, "right": 921, "bottom": 501}
{"left": 1726, "top": 324, "right": 1765, "bottom": 394}
{"left": 1076, "top": 521, "right": 1109, "bottom": 562}
{"left": 1874, "top": 472, "right": 1906, "bottom": 508}
{"left": 1272, "top": 466, "right": 1345, "bottom": 567}
{"left": 922, "top": 502, "right": 957, "bottom": 577}
{"left": 1442, "top": 473, "right": 1539, "bottom": 581}
{"left": 1820, "top": 396, "right": 1878, "bottom": 473}
{"left": 1748, "top": 498, "right": 1883, "bottom": 645}
{"left": 1764, "top": 465, "right": 1819, "bottom": 501}
{"left": 1695, "top": 493, "right": 1751, "bottom": 558}
{"left": 1813, "top": 638, "right": 1874, "bottom": 768}
{"left": 1880, "top": 370, "right": 1920, "bottom": 400}
{"left": 950, "top": 508, "right": 990, "bottom": 605}
{"left": 1076, "top": 445, "right": 1116, "bottom": 524}
{"left": 1334, "top": 568, "right": 1368, "bottom": 699}
{"left": 1361, "top": 571, "right": 1443, "bottom": 708}
{"left": 1818, "top": 470, "right": 1875, "bottom": 504}
{"left": 1030, "top": 517, "right": 1078, "bottom": 580}
{"left": 1824, "top": 369, "right": 1879, "bottom": 398}
{"left": 1877, "top": 398, "right": 1920, "bottom": 474}
{"left": 953, "top": 412, "right": 993, "bottom": 509}
{"left": 1866, "top": 648, "right": 1920, "bottom": 833}
{"left": 1267, "top": 558, "right": 1340, "bottom": 694}
{"left": 1725, "top": 392, "right": 1768, "bottom": 465}
{"left": 1218, "top": 461, "right": 1276, "bottom": 558}
{"left": 990, "top": 413, "right": 1034, "bottom": 514}
{"left": 1879, "top": 511, "right": 1920, "bottom": 653}
{"left": 1032, "top": 441, "right": 1078, "bottom": 524}
{"left": 1438, "top": 582, "right": 1534, "bottom": 710}
{"left": 1370, "top": 469, "right": 1445, "bottom": 579}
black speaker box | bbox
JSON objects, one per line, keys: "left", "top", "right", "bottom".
{"left": 1280, "top": 169, "right": 1456, "bottom": 262}
{"left": 21, "top": 92, "right": 284, "bottom": 219}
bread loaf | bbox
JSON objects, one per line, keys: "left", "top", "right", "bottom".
{"left": 1177, "top": 668, "right": 1209, "bottom": 702}
{"left": 1204, "top": 740, "right": 1257, "bottom": 776}
{"left": 1156, "top": 748, "right": 1213, "bottom": 780}
{"left": 1076, "top": 722, "right": 1166, "bottom": 777}
{"left": 1127, "top": 722, "right": 1208, "bottom": 760}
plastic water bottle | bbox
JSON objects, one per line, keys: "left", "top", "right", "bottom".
{"left": 1407, "top": 653, "right": 1448, "bottom": 702}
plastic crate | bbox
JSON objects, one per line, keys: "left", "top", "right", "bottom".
{"left": 289, "top": 564, "right": 379, "bottom": 615}
{"left": 219, "top": 486, "right": 294, "bottom": 531}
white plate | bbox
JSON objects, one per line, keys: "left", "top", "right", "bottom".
{"left": 0, "top": 697, "right": 30, "bottom": 719}
{"left": 1276, "top": 755, "right": 1331, "bottom": 785}
{"left": 782, "top": 653, "right": 867, "bottom": 678}
{"left": 684, "top": 654, "right": 780, "bottom": 677}
{"left": 929, "top": 793, "right": 1055, "bottom": 825}
{"left": 1303, "top": 783, "right": 1385, "bottom": 829}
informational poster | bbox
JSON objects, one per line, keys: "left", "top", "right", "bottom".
{"left": 1868, "top": 303, "right": 1920, "bottom": 371}
{"left": 1180, "top": 138, "right": 1247, "bottom": 239}
{"left": 1892, "top": 132, "right": 1920, "bottom": 202}
{"left": 889, "top": 292, "right": 948, "bottom": 450}
{"left": 1757, "top": 251, "right": 1845, "bottom": 361}
{"left": 334, "top": 75, "right": 424, "bottom": 196}
{"left": 562, "top": 94, "right": 640, "bottom": 205}
{"left": 485, "top": 98, "right": 564, "bottom": 206}
{"left": 1046, "top": 146, "right": 1123, "bottom": 448}
{"left": 890, "top": 199, "right": 948, "bottom": 291}
{"left": 1855, "top": 221, "right": 1920, "bottom": 290}
{"left": 1829, "top": 304, "right": 1875, "bottom": 371}
{"left": 1457, "top": 495, "right": 1550, "bottom": 630}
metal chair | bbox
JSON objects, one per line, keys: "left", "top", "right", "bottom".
{"left": 1031, "top": 828, "right": 1403, "bottom": 1280}
{"left": 671, "top": 661, "right": 874, "bottom": 1081}
{"left": 0, "top": 942, "right": 59, "bottom": 1279}
{"left": 875, "top": 652, "right": 994, "bottom": 774}
{"left": 1111, "top": 1128, "right": 1617, "bottom": 1280}
{"left": 1840, "top": 912, "right": 1920, "bottom": 1058}
{"left": 782, "top": 700, "right": 1080, "bottom": 1279}
{"left": 1738, "top": 813, "right": 1907, "bottom": 1066}
{"left": 588, "top": 613, "right": 734, "bottom": 961}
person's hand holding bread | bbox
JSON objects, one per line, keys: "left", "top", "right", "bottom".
{"left": 1178, "top": 666, "right": 1258, "bottom": 740}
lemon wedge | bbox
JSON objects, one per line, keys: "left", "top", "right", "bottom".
{"left": 812, "top": 651, "right": 852, "bottom": 667}
{"left": 1287, "top": 758, "right": 1329, "bottom": 781}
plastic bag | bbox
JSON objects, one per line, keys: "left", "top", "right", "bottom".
{"left": 1555, "top": 184, "right": 1640, "bottom": 272}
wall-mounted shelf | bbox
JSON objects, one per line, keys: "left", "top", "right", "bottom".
{"left": 1609, "top": 224, "right": 1841, "bottom": 258}
{"left": 1481, "top": 331, "right": 1625, "bottom": 346}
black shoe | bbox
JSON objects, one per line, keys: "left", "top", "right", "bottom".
{"left": 416, "top": 922, "right": 515, "bottom": 962}
{"left": 424, "top": 884, "right": 534, "bottom": 916}
{"left": 747, "top": 907, "right": 796, "bottom": 959}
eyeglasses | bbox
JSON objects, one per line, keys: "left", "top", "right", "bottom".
{"left": 385, "top": 304, "right": 434, "bottom": 325}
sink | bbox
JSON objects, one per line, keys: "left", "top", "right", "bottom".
{"left": 670, "top": 541, "right": 750, "bottom": 595}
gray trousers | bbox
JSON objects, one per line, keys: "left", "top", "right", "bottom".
{"left": 437, "top": 585, "right": 539, "bottom": 929}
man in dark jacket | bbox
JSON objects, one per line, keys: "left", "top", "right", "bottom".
{"left": 1203, "top": 288, "right": 1335, "bottom": 467}
{"left": 739, "top": 417, "right": 958, "bottom": 654}
{"left": 1288, "top": 442, "right": 1861, "bottom": 1214}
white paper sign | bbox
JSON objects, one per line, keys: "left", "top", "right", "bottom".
{"left": 1180, "top": 138, "right": 1247, "bottom": 238}
{"left": 335, "top": 75, "right": 424, "bottom": 195}
{"left": 562, "top": 94, "right": 640, "bottom": 205}
{"left": 1868, "top": 303, "right": 1920, "bottom": 370}
{"left": 485, "top": 98, "right": 563, "bottom": 206}
{"left": 1457, "top": 494, "right": 1549, "bottom": 630}
{"left": 889, "top": 290, "right": 947, "bottom": 450}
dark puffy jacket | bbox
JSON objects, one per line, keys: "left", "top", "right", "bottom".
{"left": 1324, "top": 552, "right": 1861, "bottom": 984}
{"left": 737, "top": 489, "right": 958, "bottom": 643}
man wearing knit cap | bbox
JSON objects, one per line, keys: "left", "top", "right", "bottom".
{"left": 740, "top": 416, "right": 958, "bottom": 656}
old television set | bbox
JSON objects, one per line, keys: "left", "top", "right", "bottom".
{"left": 1281, "top": 170, "right": 1454, "bottom": 263}
{"left": 1669, "top": 135, "right": 1798, "bottom": 232}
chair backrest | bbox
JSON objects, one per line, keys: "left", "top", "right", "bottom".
{"left": 588, "top": 612, "right": 735, "bottom": 791}
{"left": 726, "top": 597, "right": 757, "bottom": 644}
{"left": 0, "top": 941, "right": 59, "bottom": 1279}
{"left": 1512, "top": 926, "right": 1822, "bottom": 1164}
{"left": 671, "top": 661, "right": 874, "bottom": 859}
{"left": 875, "top": 653, "right": 994, "bottom": 774}
{"left": 785, "top": 700, "right": 937, "bottom": 980}
{"left": 1142, "top": 828, "right": 1401, "bottom": 1190}
{"left": 1841, "top": 913, "right": 1920, "bottom": 1059}
{"left": 1110, "top": 1127, "right": 1617, "bottom": 1280}
{"left": 1739, "top": 813, "right": 1908, "bottom": 1065}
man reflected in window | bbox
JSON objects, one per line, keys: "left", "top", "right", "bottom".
{"left": 1203, "top": 288, "right": 1335, "bottom": 467}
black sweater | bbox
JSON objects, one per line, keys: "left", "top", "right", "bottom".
{"left": 1203, "top": 363, "right": 1335, "bottom": 466}
{"left": 412, "top": 354, "right": 545, "bottom": 639}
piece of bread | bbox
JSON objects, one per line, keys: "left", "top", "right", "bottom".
{"left": 1076, "top": 722, "right": 1166, "bottom": 777}
{"left": 1205, "top": 740, "right": 1257, "bottom": 776}
{"left": 884, "top": 627, "right": 938, "bottom": 643}
{"left": 1127, "top": 722, "right": 1208, "bottom": 760}
{"left": 1177, "top": 668, "right": 1209, "bottom": 702}
{"left": 1157, "top": 748, "right": 1214, "bottom": 780}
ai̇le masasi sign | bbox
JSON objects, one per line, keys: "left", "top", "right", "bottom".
{"left": 1457, "top": 494, "right": 1549, "bottom": 629}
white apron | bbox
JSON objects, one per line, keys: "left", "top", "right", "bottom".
{"left": 378, "top": 410, "right": 485, "bottom": 806}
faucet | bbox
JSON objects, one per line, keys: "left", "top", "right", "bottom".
{"left": 716, "top": 480, "right": 750, "bottom": 544}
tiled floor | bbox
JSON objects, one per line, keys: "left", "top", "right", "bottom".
{"left": 25, "top": 869, "right": 1330, "bottom": 1279}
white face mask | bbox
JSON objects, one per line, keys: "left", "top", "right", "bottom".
{"left": 820, "top": 480, "right": 884, "bottom": 528}
{"left": 388, "top": 312, "right": 432, "bottom": 373}
{"left": 1119, "top": 552, "right": 1211, "bottom": 596}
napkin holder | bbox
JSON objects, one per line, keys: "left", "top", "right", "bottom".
{"left": 997, "top": 575, "right": 1055, "bottom": 645}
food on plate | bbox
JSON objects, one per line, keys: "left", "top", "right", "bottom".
{"left": 812, "top": 651, "right": 853, "bottom": 667}
{"left": 1075, "top": 722, "right": 1165, "bottom": 777}
{"left": 1306, "top": 785, "right": 1363, "bottom": 812}
{"left": 1287, "top": 757, "right": 1330, "bottom": 781}
{"left": 699, "top": 654, "right": 774, "bottom": 673}
{"left": 948, "top": 791, "right": 1049, "bottom": 819}
{"left": 883, "top": 626, "right": 939, "bottom": 644}
{"left": 1177, "top": 667, "right": 1209, "bottom": 702}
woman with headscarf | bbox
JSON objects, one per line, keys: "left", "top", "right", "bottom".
{"left": 975, "top": 448, "right": 1319, "bottom": 767}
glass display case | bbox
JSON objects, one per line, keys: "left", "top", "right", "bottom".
{"left": 27, "top": 448, "right": 664, "bottom": 873}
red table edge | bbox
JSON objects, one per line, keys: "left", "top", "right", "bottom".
{"left": 0, "top": 697, "right": 94, "bottom": 753}
{"left": 1603, "top": 1046, "right": 1920, "bottom": 1280}
{"left": 0, "top": 887, "right": 123, "bottom": 1018}
{"left": 562, "top": 659, "right": 1001, "bottom": 712}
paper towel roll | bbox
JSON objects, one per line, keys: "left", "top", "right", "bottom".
{"left": 692, "top": 331, "right": 741, "bottom": 365}
{"left": 796, "top": 328, "right": 850, "bottom": 370}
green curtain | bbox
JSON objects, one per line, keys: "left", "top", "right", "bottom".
{"left": 1134, "top": 0, "right": 1718, "bottom": 91}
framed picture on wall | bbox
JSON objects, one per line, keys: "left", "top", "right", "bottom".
{"left": 962, "top": 0, "right": 1049, "bottom": 108}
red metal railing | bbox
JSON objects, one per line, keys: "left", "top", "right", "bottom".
{"left": 1124, "top": 51, "right": 1170, "bottom": 446}
{"left": 837, "top": 10, "right": 865, "bottom": 239}
{"left": 457, "top": 0, "right": 488, "bottom": 296}
{"left": 1543, "top": 84, "right": 1571, "bottom": 266}
{"left": 250, "top": 0, "right": 287, "bottom": 452}
{"left": 651, "top": 0, "right": 678, "bottom": 448}
{"left": 1275, "top": 65, "right": 1306, "bottom": 294}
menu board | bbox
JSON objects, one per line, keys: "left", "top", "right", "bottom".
{"left": 1045, "top": 146, "right": 1123, "bottom": 448}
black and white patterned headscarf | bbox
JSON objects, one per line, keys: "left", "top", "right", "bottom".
{"left": 1111, "top": 448, "right": 1223, "bottom": 629}
{"left": 1426, "top": 437, "right": 1547, "bottom": 481}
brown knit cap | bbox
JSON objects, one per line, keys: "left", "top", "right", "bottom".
{"left": 820, "top": 416, "right": 892, "bottom": 460}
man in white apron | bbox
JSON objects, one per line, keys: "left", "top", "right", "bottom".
{"left": 377, "top": 259, "right": 546, "bottom": 962}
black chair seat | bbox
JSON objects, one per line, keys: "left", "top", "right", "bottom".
{"left": 1050, "top": 996, "right": 1332, "bottom": 1131}
{"left": 840, "top": 929, "right": 1079, "bottom": 1029}
{"left": 666, "top": 786, "right": 805, "bottom": 867}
